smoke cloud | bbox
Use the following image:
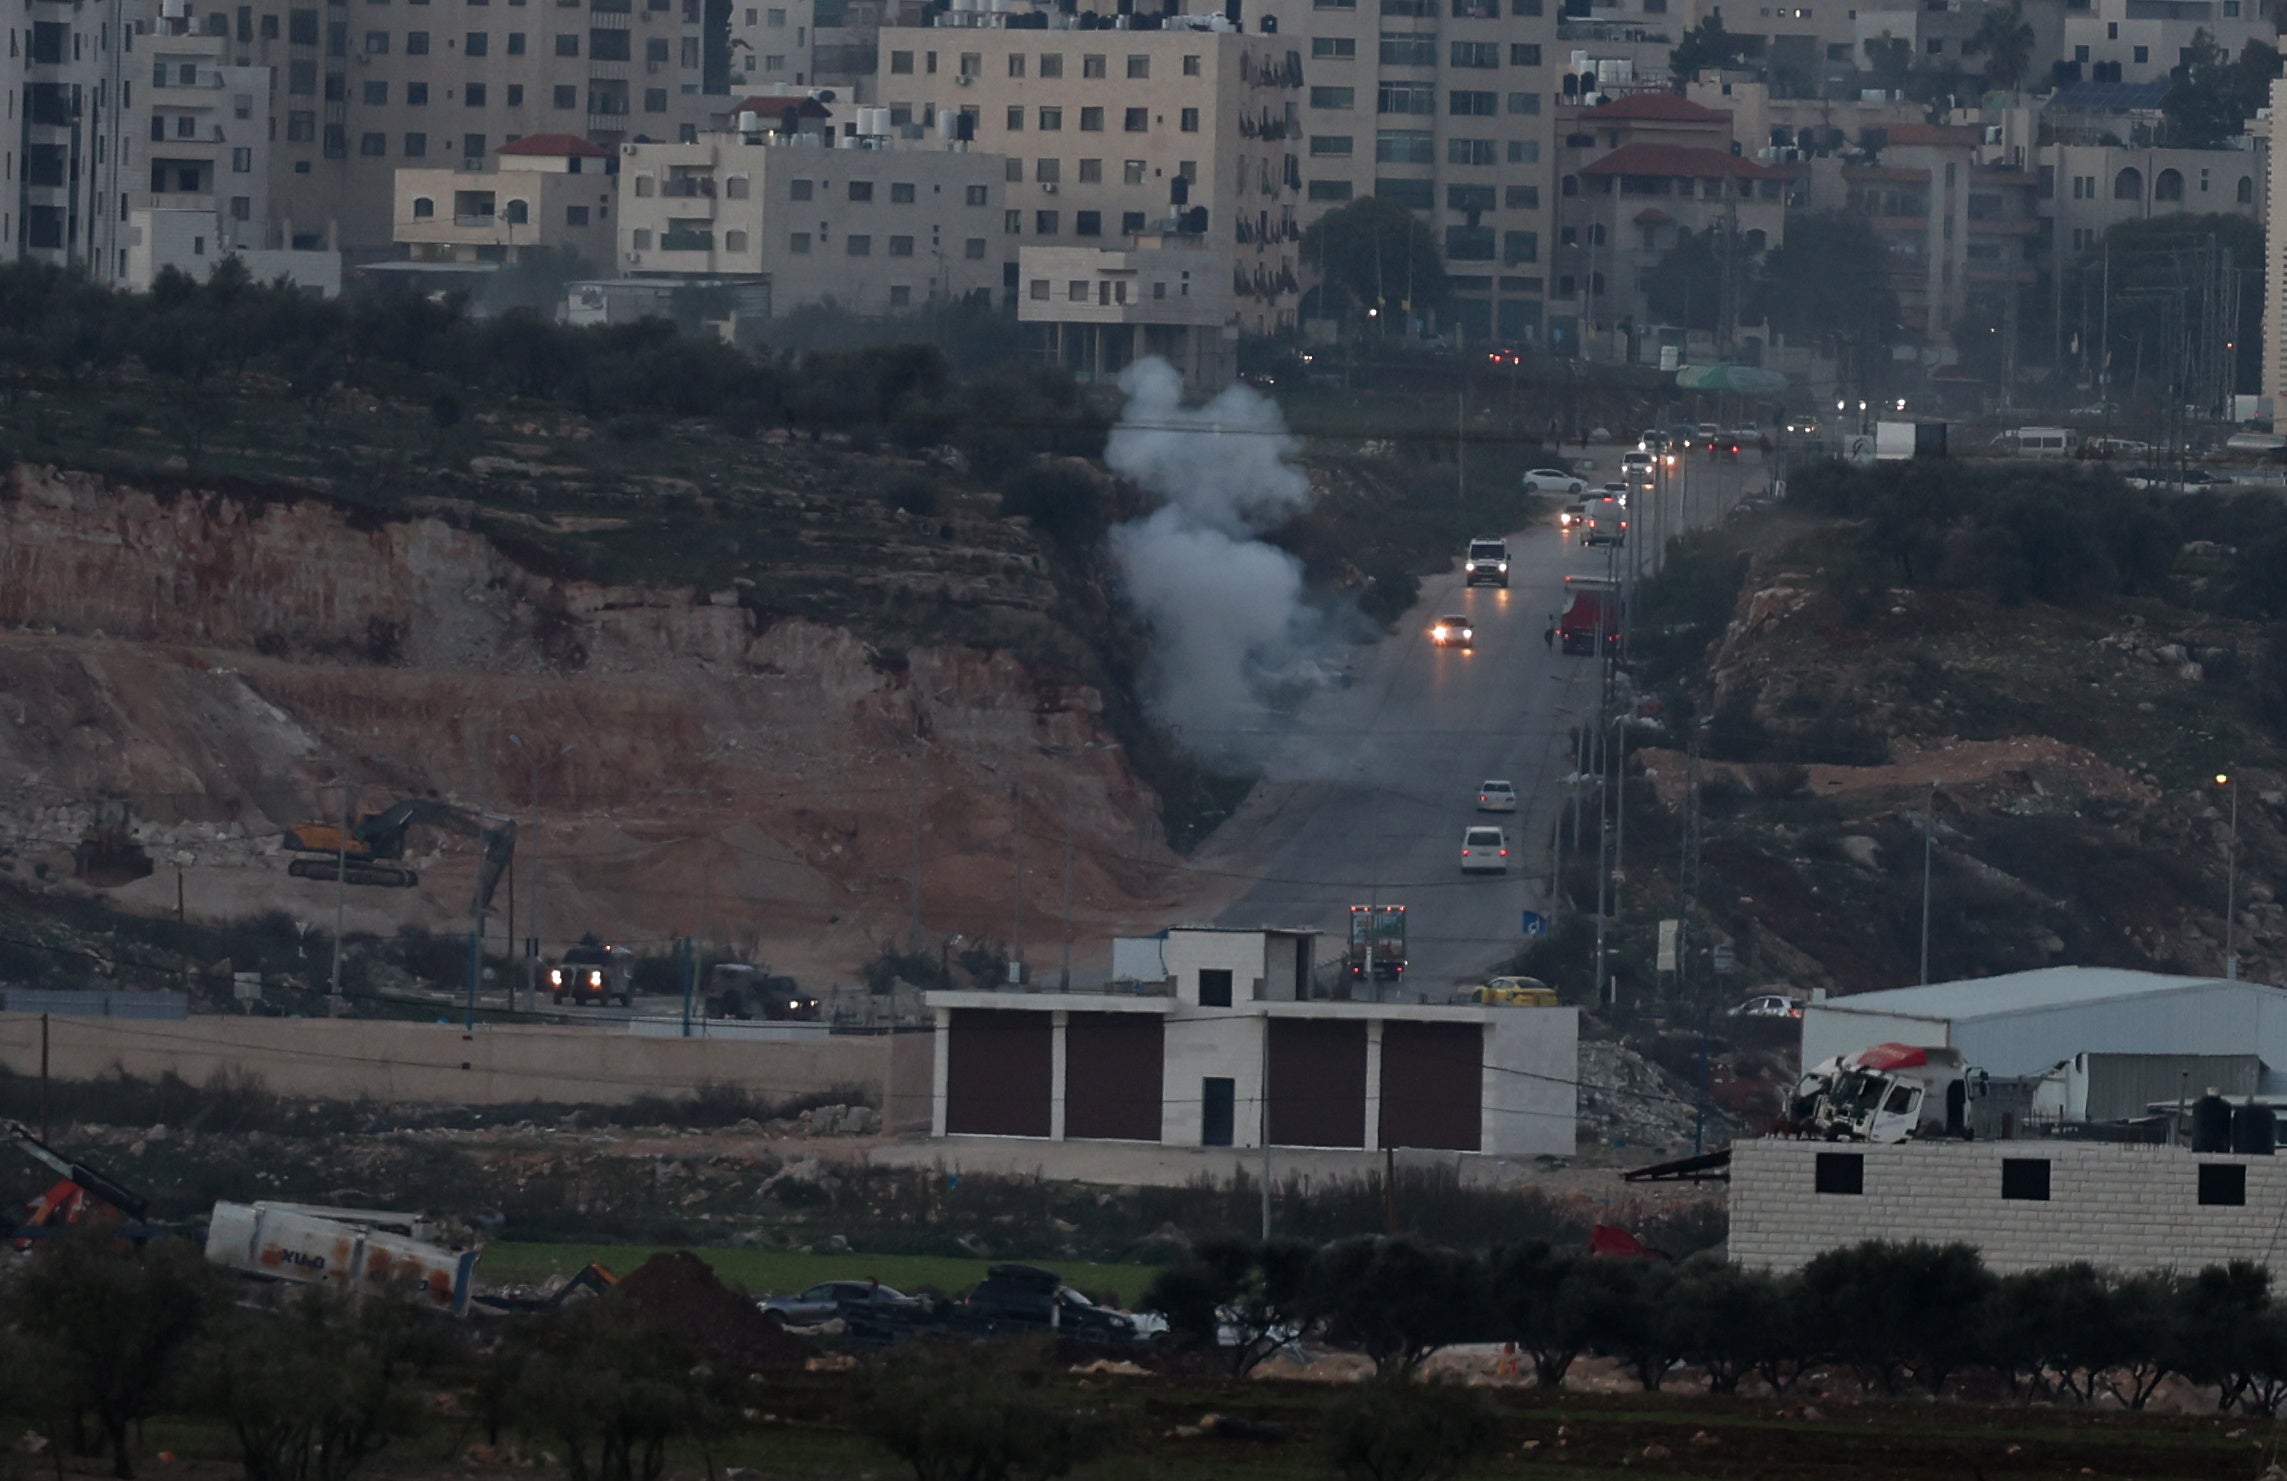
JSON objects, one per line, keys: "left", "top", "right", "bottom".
{"left": 1105, "top": 358, "right": 1340, "bottom": 753}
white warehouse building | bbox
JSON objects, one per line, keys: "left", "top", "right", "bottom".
{"left": 1801, "top": 968, "right": 2287, "bottom": 1084}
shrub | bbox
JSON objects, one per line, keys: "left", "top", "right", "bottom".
{"left": 511, "top": 1299, "right": 721, "bottom": 1481}
{"left": 1744, "top": 762, "right": 1810, "bottom": 800}
{"left": 1322, "top": 1377, "right": 1497, "bottom": 1481}
{"left": 187, "top": 1294, "right": 439, "bottom": 1481}
{"left": 1311, "top": 1238, "right": 1485, "bottom": 1377}
{"left": 863, "top": 1340, "right": 1105, "bottom": 1481}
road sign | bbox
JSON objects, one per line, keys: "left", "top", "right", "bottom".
{"left": 1657, "top": 919, "right": 1680, "bottom": 972}
{"left": 1712, "top": 942, "right": 1737, "bottom": 975}
{"left": 1845, "top": 435, "right": 1876, "bottom": 464}
{"left": 1519, "top": 911, "right": 1549, "bottom": 938}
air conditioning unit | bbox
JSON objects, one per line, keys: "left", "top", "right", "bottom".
{"left": 462, "top": 157, "right": 485, "bottom": 170}
{"left": 954, "top": 72, "right": 972, "bottom": 85}
{"left": 626, "top": 250, "right": 642, "bottom": 262}
{"left": 1041, "top": 181, "right": 1057, "bottom": 192}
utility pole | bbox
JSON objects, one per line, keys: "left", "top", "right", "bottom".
{"left": 1258, "top": 1027, "right": 1272, "bottom": 1241}
{"left": 2219, "top": 772, "right": 2239, "bottom": 980}
{"left": 1058, "top": 780, "right": 1076, "bottom": 991}
{"left": 1919, "top": 780, "right": 1937, "bottom": 986}
{"left": 909, "top": 748, "right": 926, "bottom": 951}
{"left": 329, "top": 781, "right": 350, "bottom": 1018}
{"left": 1010, "top": 782, "right": 1025, "bottom": 983}
{"left": 1456, "top": 385, "right": 1466, "bottom": 503}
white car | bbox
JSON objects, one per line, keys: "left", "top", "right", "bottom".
{"left": 1460, "top": 826, "right": 1509, "bottom": 873}
{"left": 1476, "top": 780, "right": 1518, "bottom": 812}
{"left": 1620, "top": 451, "right": 1655, "bottom": 484}
{"left": 1429, "top": 614, "right": 1475, "bottom": 648}
{"left": 1729, "top": 993, "right": 1804, "bottom": 1019}
{"left": 1521, "top": 468, "right": 1586, "bottom": 496}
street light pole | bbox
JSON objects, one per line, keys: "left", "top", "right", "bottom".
{"left": 2219, "top": 772, "right": 2239, "bottom": 979}
{"left": 1919, "top": 780, "right": 1937, "bottom": 986}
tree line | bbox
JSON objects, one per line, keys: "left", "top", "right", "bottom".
{"left": 1143, "top": 1232, "right": 2287, "bottom": 1409}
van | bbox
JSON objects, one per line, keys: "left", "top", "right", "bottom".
{"left": 2001, "top": 426, "right": 2079, "bottom": 459}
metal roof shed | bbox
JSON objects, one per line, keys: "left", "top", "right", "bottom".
{"left": 1800, "top": 968, "right": 2287, "bottom": 1078}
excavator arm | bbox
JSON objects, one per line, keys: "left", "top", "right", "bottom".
{"left": 286, "top": 799, "right": 516, "bottom": 913}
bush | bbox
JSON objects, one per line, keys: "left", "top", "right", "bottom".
{"left": 863, "top": 1340, "right": 1105, "bottom": 1481}
{"left": 187, "top": 1294, "right": 439, "bottom": 1481}
{"left": 511, "top": 1299, "right": 722, "bottom": 1481}
{"left": 1322, "top": 1377, "right": 1497, "bottom": 1481}
{"left": 1311, "top": 1239, "right": 1484, "bottom": 1378}
{"left": 1141, "top": 1235, "right": 1317, "bottom": 1377}
{"left": 999, "top": 465, "right": 1104, "bottom": 550}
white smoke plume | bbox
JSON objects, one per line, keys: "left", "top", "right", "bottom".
{"left": 1105, "top": 357, "right": 1339, "bottom": 752}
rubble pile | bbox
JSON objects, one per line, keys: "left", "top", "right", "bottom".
{"left": 617, "top": 1251, "right": 812, "bottom": 1367}
{"left": 1575, "top": 1041, "right": 1735, "bottom": 1154}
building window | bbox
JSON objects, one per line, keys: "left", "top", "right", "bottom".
{"left": 1814, "top": 1152, "right": 1864, "bottom": 1195}
{"left": 406, "top": 27, "right": 428, "bottom": 51}
{"left": 844, "top": 234, "right": 871, "bottom": 255}
{"left": 849, "top": 179, "right": 874, "bottom": 201}
{"left": 1006, "top": 157, "right": 1024, "bottom": 182}
{"left": 726, "top": 175, "right": 750, "bottom": 199}
{"left": 1183, "top": 52, "right": 1201, "bottom": 73}
{"left": 2154, "top": 168, "right": 2183, "bottom": 202}
{"left": 789, "top": 231, "right": 810, "bottom": 252}
{"left": 1504, "top": 184, "right": 1538, "bottom": 208}
{"left": 2000, "top": 1159, "right": 2051, "bottom": 1201}
{"left": 1039, "top": 52, "right": 1062, "bottom": 77}
{"left": 633, "top": 228, "right": 654, "bottom": 249}
{"left": 1450, "top": 39, "right": 1497, "bottom": 65}
{"left": 287, "top": 110, "right": 317, "bottom": 142}
{"left": 1377, "top": 81, "right": 1434, "bottom": 113}
{"left": 891, "top": 181, "right": 916, "bottom": 202}
{"left": 1502, "top": 230, "right": 1537, "bottom": 262}
{"left": 566, "top": 204, "right": 588, "bottom": 224}
{"left": 1083, "top": 52, "right": 1106, "bottom": 76}
{"left": 965, "top": 237, "right": 987, "bottom": 258}
{"left": 966, "top": 184, "right": 990, "bottom": 205}
{"left": 889, "top": 234, "right": 914, "bottom": 255}
{"left": 1078, "top": 158, "right": 1102, "bottom": 182}
{"left": 1006, "top": 105, "right": 1025, "bottom": 131}
{"left": 554, "top": 30, "right": 577, "bottom": 53}
{"left": 1308, "top": 179, "right": 1353, "bottom": 200}
{"left": 506, "top": 30, "right": 525, "bottom": 51}
{"left": 889, "top": 48, "right": 912, "bottom": 72}
{"left": 412, "top": 195, "right": 435, "bottom": 217}
{"left": 553, "top": 84, "right": 575, "bottom": 107}
{"left": 1036, "top": 210, "right": 1059, "bottom": 234}
{"left": 504, "top": 198, "right": 529, "bottom": 224}
{"left": 404, "top": 131, "right": 427, "bottom": 155}
{"left": 1179, "top": 107, "right": 1199, "bottom": 132}
{"left": 1449, "top": 89, "right": 1497, "bottom": 115}
{"left": 1376, "top": 128, "right": 1433, "bottom": 162}
{"left": 1121, "top": 211, "right": 1145, "bottom": 232}
{"left": 889, "top": 285, "right": 912, "bottom": 307}
{"left": 359, "top": 130, "right": 386, "bottom": 154}
{"left": 1035, "top": 158, "right": 1059, "bottom": 183}
{"left": 465, "top": 82, "right": 488, "bottom": 105}
{"left": 2114, "top": 167, "right": 2142, "bottom": 200}
{"left": 1123, "top": 107, "right": 1148, "bottom": 131}
{"left": 644, "top": 88, "right": 666, "bottom": 112}
{"left": 364, "top": 28, "right": 390, "bottom": 51}
{"left": 1510, "top": 41, "right": 1540, "bottom": 64}
{"left": 1124, "top": 159, "right": 1147, "bottom": 183}
{"left": 1075, "top": 210, "right": 1100, "bottom": 235}
{"left": 2200, "top": 1163, "right": 2248, "bottom": 1206}
{"left": 1507, "top": 139, "right": 1540, "bottom": 164}
{"left": 1039, "top": 106, "right": 1063, "bottom": 130}
{"left": 1312, "top": 135, "right": 1354, "bottom": 156}
{"left": 1447, "top": 183, "right": 1494, "bottom": 211}
{"left": 465, "top": 29, "right": 487, "bottom": 53}
{"left": 363, "top": 79, "right": 388, "bottom": 104}
{"left": 1313, "top": 36, "right": 1355, "bottom": 56}
{"left": 1310, "top": 85, "right": 1355, "bottom": 108}
{"left": 232, "top": 146, "right": 253, "bottom": 172}
{"left": 1007, "top": 53, "right": 1025, "bottom": 76}
{"left": 507, "top": 84, "right": 524, "bottom": 105}
{"left": 1506, "top": 90, "right": 1540, "bottom": 114}
{"left": 1005, "top": 209, "right": 1023, "bottom": 232}
{"left": 1081, "top": 106, "right": 1105, "bottom": 131}
{"left": 1447, "top": 137, "right": 1495, "bottom": 165}
{"left": 789, "top": 177, "right": 813, "bottom": 201}
{"left": 1198, "top": 968, "right": 1233, "bottom": 1007}
{"left": 2239, "top": 176, "right": 2255, "bottom": 205}
{"left": 1127, "top": 54, "right": 1149, "bottom": 78}
{"left": 1067, "top": 279, "right": 1089, "bottom": 301}
{"left": 724, "top": 229, "right": 748, "bottom": 251}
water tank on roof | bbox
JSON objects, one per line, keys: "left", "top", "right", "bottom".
{"left": 2193, "top": 1090, "right": 2234, "bottom": 1153}
{"left": 735, "top": 110, "right": 761, "bottom": 134}
{"left": 2233, "top": 1102, "right": 2277, "bottom": 1155}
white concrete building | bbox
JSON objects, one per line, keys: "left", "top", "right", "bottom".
{"left": 2061, "top": 0, "right": 2272, "bottom": 86}
{"left": 927, "top": 926, "right": 1578, "bottom": 1156}
{"left": 1801, "top": 967, "right": 2287, "bottom": 1082}
{"left": 1730, "top": 1138, "right": 2287, "bottom": 1275}
{"left": 1017, "top": 234, "right": 1236, "bottom": 390}
{"left": 618, "top": 126, "right": 1004, "bottom": 312}
{"left": 12, "top": 0, "right": 149, "bottom": 280}
{"left": 394, "top": 132, "right": 620, "bottom": 267}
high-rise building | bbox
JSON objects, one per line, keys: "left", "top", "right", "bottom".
{"left": 2265, "top": 76, "right": 2287, "bottom": 417}
{"left": 872, "top": 15, "right": 1302, "bottom": 334}
{"left": 12, "top": 0, "right": 151, "bottom": 280}
{"left": 1254, "top": 0, "right": 1562, "bottom": 347}
{"left": 229, "top": 0, "right": 731, "bottom": 254}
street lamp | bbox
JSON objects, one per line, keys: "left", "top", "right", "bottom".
{"left": 2218, "top": 772, "right": 2239, "bottom": 980}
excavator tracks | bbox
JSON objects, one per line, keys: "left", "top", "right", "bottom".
{"left": 287, "top": 858, "right": 419, "bottom": 889}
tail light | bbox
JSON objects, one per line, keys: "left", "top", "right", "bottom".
{"left": 1499, "top": 848, "right": 1509, "bottom": 857}
{"left": 588, "top": 970, "right": 604, "bottom": 986}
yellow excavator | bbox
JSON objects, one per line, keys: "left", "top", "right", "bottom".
{"left": 284, "top": 800, "right": 517, "bottom": 912}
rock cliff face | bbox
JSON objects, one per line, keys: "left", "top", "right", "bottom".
{"left": 0, "top": 465, "right": 1171, "bottom": 979}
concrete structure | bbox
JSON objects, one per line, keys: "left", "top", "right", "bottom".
{"left": 871, "top": 14, "right": 1299, "bottom": 333}
{"left": 618, "top": 128, "right": 1003, "bottom": 312}
{"left": 0, "top": 1010, "right": 896, "bottom": 1107}
{"left": 1554, "top": 91, "right": 1789, "bottom": 361}
{"left": 1018, "top": 233, "right": 1236, "bottom": 389}
{"left": 139, "top": 15, "right": 273, "bottom": 251}
{"left": 2061, "top": 0, "right": 2272, "bottom": 86}
{"left": 1250, "top": 0, "right": 1563, "bottom": 347}
{"left": 1801, "top": 968, "right": 2287, "bottom": 1082}
{"left": 232, "top": 0, "right": 726, "bottom": 255}
{"left": 2044, "top": 139, "right": 2264, "bottom": 258}
{"left": 729, "top": 0, "right": 818, "bottom": 90}
{"left": 2268, "top": 75, "right": 2287, "bottom": 417}
{"left": 1731, "top": 1137, "right": 2287, "bottom": 1275}
{"left": 125, "top": 210, "right": 344, "bottom": 291}
{"left": 8, "top": 0, "right": 149, "bottom": 279}
{"left": 926, "top": 927, "right": 1578, "bottom": 1156}
{"left": 394, "top": 132, "right": 620, "bottom": 266}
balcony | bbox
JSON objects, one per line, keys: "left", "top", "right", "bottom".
{"left": 454, "top": 213, "right": 499, "bottom": 227}
{"left": 660, "top": 228, "right": 714, "bottom": 251}
{"left": 659, "top": 177, "right": 716, "bottom": 198}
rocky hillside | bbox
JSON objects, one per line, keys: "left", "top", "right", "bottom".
{"left": 0, "top": 456, "right": 1176, "bottom": 985}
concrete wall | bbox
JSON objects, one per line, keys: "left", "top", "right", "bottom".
{"left": 0, "top": 1013, "right": 890, "bottom": 1108}
{"left": 1484, "top": 1008, "right": 1578, "bottom": 1156}
{"left": 1730, "top": 1137, "right": 2287, "bottom": 1275}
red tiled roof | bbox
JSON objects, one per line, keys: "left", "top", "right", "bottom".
{"left": 1581, "top": 142, "right": 1790, "bottom": 180}
{"left": 1590, "top": 92, "right": 1728, "bottom": 123}
{"left": 498, "top": 132, "right": 611, "bottom": 159}
{"left": 1878, "top": 123, "right": 1984, "bottom": 147}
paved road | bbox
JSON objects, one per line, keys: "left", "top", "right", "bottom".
{"left": 1202, "top": 449, "right": 1769, "bottom": 996}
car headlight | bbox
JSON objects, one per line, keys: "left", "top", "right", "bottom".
{"left": 549, "top": 969, "right": 562, "bottom": 985}
{"left": 1432, "top": 626, "right": 1448, "bottom": 639}
{"left": 1496, "top": 562, "right": 1508, "bottom": 572}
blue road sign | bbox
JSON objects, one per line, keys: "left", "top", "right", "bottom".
{"left": 1520, "top": 911, "right": 1549, "bottom": 937}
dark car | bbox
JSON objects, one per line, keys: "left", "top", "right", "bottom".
{"left": 961, "top": 1263, "right": 1144, "bottom": 1345}
{"left": 759, "top": 1280, "right": 922, "bottom": 1332}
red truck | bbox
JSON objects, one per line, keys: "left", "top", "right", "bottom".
{"left": 1557, "top": 575, "right": 1621, "bottom": 656}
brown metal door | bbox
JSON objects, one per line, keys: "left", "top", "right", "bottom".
{"left": 1064, "top": 1013, "right": 1165, "bottom": 1142}
{"left": 1266, "top": 1019, "right": 1367, "bottom": 1148}
{"left": 1378, "top": 1020, "right": 1483, "bottom": 1152}
{"left": 943, "top": 1008, "right": 1053, "bottom": 1137}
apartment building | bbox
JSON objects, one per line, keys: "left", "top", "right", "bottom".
{"left": 224, "top": 0, "right": 727, "bottom": 255}
{"left": 616, "top": 126, "right": 1004, "bottom": 312}
{"left": 2060, "top": 0, "right": 2271, "bottom": 85}
{"left": 2265, "top": 76, "right": 2286, "bottom": 416}
{"left": 872, "top": 14, "right": 1300, "bottom": 334}
{"left": 1018, "top": 231, "right": 1237, "bottom": 387}
{"left": 2045, "top": 141, "right": 2264, "bottom": 256}
{"left": 9, "top": 0, "right": 149, "bottom": 279}
{"left": 728, "top": 0, "right": 816, "bottom": 89}
{"left": 1244, "top": 0, "right": 1561, "bottom": 346}
{"left": 394, "top": 131, "right": 619, "bottom": 264}
{"left": 1552, "top": 91, "right": 1786, "bottom": 360}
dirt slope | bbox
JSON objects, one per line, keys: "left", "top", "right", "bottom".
{"left": 0, "top": 464, "right": 1182, "bottom": 980}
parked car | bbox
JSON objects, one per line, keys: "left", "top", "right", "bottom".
{"left": 760, "top": 1280, "right": 922, "bottom": 1329}
{"left": 1429, "top": 614, "right": 1475, "bottom": 648}
{"left": 1729, "top": 993, "right": 1804, "bottom": 1019}
{"left": 1476, "top": 779, "right": 1518, "bottom": 812}
{"left": 2069, "top": 400, "right": 2123, "bottom": 418}
{"left": 962, "top": 1264, "right": 1146, "bottom": 1345}
{"left": 1522, "top": 468, "right": 1586, "bottom": 495}
{"left": 1460, "top": 826, "right": 1509, "bottom": 874}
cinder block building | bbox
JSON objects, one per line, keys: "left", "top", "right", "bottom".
{"left": 926, "top": 926, "right": 1578, "bottom": 1156}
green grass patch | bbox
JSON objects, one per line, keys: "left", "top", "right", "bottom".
{"left": 478, "top": 1242, "right": 1163, "bottom": 1304}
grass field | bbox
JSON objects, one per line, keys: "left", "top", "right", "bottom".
{"left": 475, "top": 1242, "right": 1164, "bottom": 1304}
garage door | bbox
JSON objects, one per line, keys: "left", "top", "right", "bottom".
{"left": 1064, "top": 1013, "right": 1165, "bottom": 1142}
{"left": 943, "top": 1009, "right": 1052, "bottom": 1137}
{"left": 1379, "top": 1021, "right": 1483, "bottom": 1151}
{"left": 1267, "top": 1019, "right": 1367, "bottom": 1148}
